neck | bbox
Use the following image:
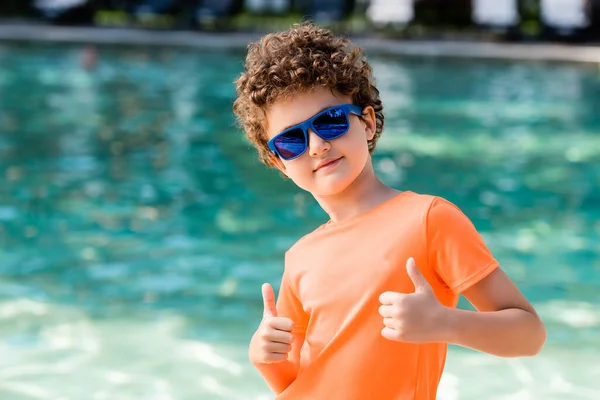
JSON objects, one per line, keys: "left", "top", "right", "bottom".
{"left": 313, "top": 158, "right": 400, "bottom": 223}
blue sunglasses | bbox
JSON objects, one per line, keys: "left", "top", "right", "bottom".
{"left": 267, "top": 103, "right": 363, "bottom": 160}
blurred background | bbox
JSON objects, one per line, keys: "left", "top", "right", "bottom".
{"left": 0, "top": 1, "right": 599, "bottom": 400}
{"left": 1, "top": 0, "right": 600, "bottom": 41}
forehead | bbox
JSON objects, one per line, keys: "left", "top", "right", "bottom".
{"left": 265, "top": 88, "right": 350, "bottom": 139}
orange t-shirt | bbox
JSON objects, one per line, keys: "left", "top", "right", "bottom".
{"left": 266, "top": 191, "right": 499, "bottom": 400}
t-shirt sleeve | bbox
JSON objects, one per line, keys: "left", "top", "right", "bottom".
{"left": 426, "top": 196, "right": 499, "bottom": 294}
{"left": 276, "top": 258, "right": 309, "bottom": 335}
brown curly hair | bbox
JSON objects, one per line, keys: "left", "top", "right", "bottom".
{"left": 233, "top": 22, "right": 384, "bottom": 167}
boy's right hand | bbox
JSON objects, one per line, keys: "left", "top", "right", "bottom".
{"left": 250, "top": 283, "right": 295, "bottom": 364}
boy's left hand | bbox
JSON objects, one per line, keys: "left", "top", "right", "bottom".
{"left": 378, "top": 257, "right": 447, "bottom": 343}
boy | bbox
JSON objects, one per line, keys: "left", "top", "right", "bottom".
{"left": 233, "top": 22, "right": 546, "bottom": 400}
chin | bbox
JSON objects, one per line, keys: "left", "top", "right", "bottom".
{"left": 291, "top": 156, "right": 366, "bottom": 196}
{"left": 312, "top": 173, "right": 359, "bottom": 197}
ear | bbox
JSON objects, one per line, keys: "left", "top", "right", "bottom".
{"left": 268, "top": 153, "right": 288, "bottom": 176}
{"left": 361, "top": 106, "right": 377, "bottom": 141}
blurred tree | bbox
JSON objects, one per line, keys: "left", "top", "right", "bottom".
{"left": 196, "top": 0, "right": 244, "bottom": 29}
{"left": 518, "top": 0, "right": 542, "bottom": 38}
{"left": 245, "top": 0, "right": 293, "bottom": 15}
{"left": 130, "top": 0, "right": 187, "bottom": 29}
{"left": 0, "top": 0, "right": 35, "bottom": 18}
{"left": 295, "top": 0, "right": 356, "bottom": 22}
{"left": 413, "top": 0, "right": 472, "bottom": 29}
{"left": 590, "top": 0, "right": 600, "bottom": 38}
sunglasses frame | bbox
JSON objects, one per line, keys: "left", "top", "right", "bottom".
{"left": 267, "top": 103, "right": 364, "bottom": 161}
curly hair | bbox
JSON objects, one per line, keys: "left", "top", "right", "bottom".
{"left": 233, "top": 22, "right": 384, "bottom": 168}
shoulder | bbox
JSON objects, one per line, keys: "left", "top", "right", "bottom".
{"left": 424, "top": 195, "right": 474, "bottom": 226}
{"left": 423, "top": 195, "right": 487, "bottom": 250}
{"left": 394, "top": 191, "right": 459, "bottom": 221}
{"left": 399, "top": 192, "right": 475, "bottom": 235}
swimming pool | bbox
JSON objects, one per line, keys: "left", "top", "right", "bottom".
{"left": 0, "top": 42, "right": 599, "bottom": 399}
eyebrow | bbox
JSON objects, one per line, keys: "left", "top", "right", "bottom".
{"left": 278, "top": 104, "right": 337, "bottom": 132}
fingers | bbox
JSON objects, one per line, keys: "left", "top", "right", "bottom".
{"left": 262, "top": 341, "right": 293, "bottom": 354}
{"left": 268, "top": 316, "right": 294, "bottom": 333}
{"left": 382, "top": 317, "right": 396, "bottom": 329}
{"left": 406, "top": 257, "right": 429, "bottom": 292}
{"left": 381, "top": 326, "right": 397, "bottom": 341}
{"left": 254, "top": 285, "right": 295, "bottom": 365}
{"left": 261, "top": 323, "right": 295, "bottom": 344}
{"left": 262, "top": 283, "right": 278, "bottom": 318}
{"left": 378, "top": 304, "right": 394, "bottom": 318}
{"left": 263, "top": 352, "right": 288, "bottom": 363}
{"left": 256, "top": 318, "right": 295, "bottom": 364}
{"left": 378, "top": 291, "right": 400, "bottom": 305}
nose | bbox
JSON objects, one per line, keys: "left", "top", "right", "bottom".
{"left": 307, "top": 129, "right": 331, "bottom": 157}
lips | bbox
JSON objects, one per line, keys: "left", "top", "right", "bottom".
{"left": 314, "top": 157, "right": 342, "bottom": 172}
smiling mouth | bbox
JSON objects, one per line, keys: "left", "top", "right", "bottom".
{"left": 315, "top": 157, "right": 342, "bottom": 172}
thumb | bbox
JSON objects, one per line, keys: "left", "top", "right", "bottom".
{"left": 406, "top": 257, "right": 430, "bottom": 292}
{"left": 262, "top": 283, "right": 278, "bottom": 318}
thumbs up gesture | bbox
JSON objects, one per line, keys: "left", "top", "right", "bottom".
{"left": 249, "top": 283, "right": 295, "bottom": 364}
{"left": 378, "top": 257, "right": 447, "bottom": 343}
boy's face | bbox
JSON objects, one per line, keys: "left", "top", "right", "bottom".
{"left": 265, "top": 87, "right": 376, "bottom": 196}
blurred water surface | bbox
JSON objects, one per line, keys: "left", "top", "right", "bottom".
{"left": 0, "top": 43, "right": 599, "bottom": 400}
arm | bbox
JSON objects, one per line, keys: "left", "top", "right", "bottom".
{"left": 440, "top": 267, "right": 546, "bottom": 357}
{"left": 424, "top": 197, "right": 546, "bottom": 357}
{"left": 379, "top": 262, "right": 545, "bottom": 357}
{"left": 250, "top": 279, "right": 307, "bottom": 394}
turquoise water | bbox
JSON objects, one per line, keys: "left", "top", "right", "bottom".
{"left": 0, "top": 42, "right": 599, "bottom": 400}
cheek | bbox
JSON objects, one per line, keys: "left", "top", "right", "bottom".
{"left": 342, "top": 126, "right": 371, "bottom": 157}
{"left": 281, "top": 159, "right": 314, "bottom": 190}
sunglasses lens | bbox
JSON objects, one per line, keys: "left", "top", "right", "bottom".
{"left": 273, "top": 128, "right": 306, "bottom": 159}
{"left": 313, "top": 107, "right": 349, "bottom": 139}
